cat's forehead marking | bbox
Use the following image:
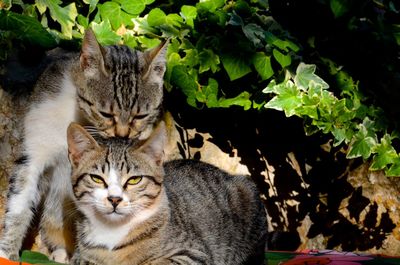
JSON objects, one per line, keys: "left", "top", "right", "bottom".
{"left": 108, "top": 167, "right": 123, "bottom": 197}
{"left": 109, "top": 167, "right": 119, "bottom": 184}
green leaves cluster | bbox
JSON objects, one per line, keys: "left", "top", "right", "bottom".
{"left": 264, "top": 63, "right": 400, "bottom": 176}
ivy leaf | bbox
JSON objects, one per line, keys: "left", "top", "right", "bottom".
{"left": 36, "top": 0, "right": 77, "bottom": 39}
{"left": 147, "top": 8, "right": 166, "bottom": 27}
{"left": 265, "top": 32, "right": 300, "bottom": 52}
{"left": 227, "top": 12, "right": 243, "bottom": 26}
{"left": 165, "top": 52, "right": 181, "bottom": 91}
{"left": 137, "top": 36, "right": 161, "bottom": 48}
{"left": 242, "top": 23, "right": 264, "bottom": 47}
{"left": 91, "top": 20, "right": 121, "bottom": 45}
{"left": 294, "top": 63, "right": 329, "bottom": 91}
{"left": 98, "top": 2, "right": 133, "bottom": 30}
{"left": 0, "top": 10, "right": 57, "bottom": 48}
{"left": 370, "top": 134, "right": 398, "bottom": 170}
{"left": 252, "top": 52, "right": 274, "bottom": 80}
{"left": 218, "top": 91, "right": 252, "bottom": 110}
{"left": 196, "top": 0, "right": 225, "bottom": 12}
{"left": 272, "top": 49, "right": 291, "bottom": 68}
{"left": 170, "top": 65, "right": 198, "bottom": 107}
{"left": 264, "top": 81, "right": 302, "bottom": 117}
{"left": 21, "top": 250, "right": 65, "bottom": 264}
{"left": 196, "top": 78, "right": 219, "bottom": 107}
{"left": 180, "top": 5, "right": 197, "bottom": 28}
{"left": 120, "top": 0, "right": 146, "bottom": 15}
{"left": 330, "top": 0, "right": 350, "bottom": 18}
{"left": 347, "top": 122, "right": 377, "bottom": 160}
{"left": 262, "top": 80, "right": 278, "bottom": 94}
{"left": 198, "top": 49, "right": 220, "bottom": 73}
{"left": 165, "top": 14, "right": 183, "bottom": 28}
{"left": 82, "top": 0, "right": 98, "bottom": 15}
{"left": 221, "top": 53, "right": 251, "bottom": 81}
{"left": 386, "top": 158, "right": 400, "bottom": 177}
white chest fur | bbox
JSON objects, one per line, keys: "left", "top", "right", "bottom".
{"left": 24, "top": 74, "right": 78, "bottom": 164}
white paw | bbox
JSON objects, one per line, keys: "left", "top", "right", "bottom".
{"left": 50, "top": 248, "right": 69, "bottom": 263}
{"left": 0, "top": 249, "right": 8, "bottom": 259}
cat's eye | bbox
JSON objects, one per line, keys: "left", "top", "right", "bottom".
{"left": 99, "top": 111, "right": 114, "bottom": 119}
{"left": 90, "top": 174, "right": 105, "bottom": 185}
{"left": 126, "top": 176, "right": 142, "bottom": 186}
{"left": 135, "top": 114, "right": 148, "bottom": 120}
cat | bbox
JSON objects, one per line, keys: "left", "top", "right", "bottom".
{"left": 67, "top": 121, "right": 268, "bottom": 265}
{"left": 0, "top": 29, "right": 168, "bottom": 263}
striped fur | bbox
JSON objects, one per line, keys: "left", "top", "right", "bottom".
{"left": 68, "top": 123, "right": 268, "bottom": 265}
{"left": 0, "top": 29, "right": 167, "bottom": 263}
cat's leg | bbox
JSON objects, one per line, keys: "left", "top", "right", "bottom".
{"left": 70, "top": 248, "right": 97, "bottom": 265}
{"left": 39, "top": 159, "right": 75, "bottom": 263}
{"left": 0, "top": 159, "right": 44, "bottom": 260}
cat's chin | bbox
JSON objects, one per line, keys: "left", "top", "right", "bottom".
{"left": 103, "top": 211, "right": 130, "bottom": 224}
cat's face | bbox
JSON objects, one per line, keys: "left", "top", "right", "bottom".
{"left": 73, "top": 30, "right": 167, "bottom": 140}
{"left": 67, "top": 122, "right": 166, "bottom": 224}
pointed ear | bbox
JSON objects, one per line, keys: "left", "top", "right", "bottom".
{"left": 67, "top": 123, "right": 99, "bottom": 167}
{"left": 142, "top": 39, "right": 169, "bottom": 81}
{"left": 80, "top": 28, "right": 107, "bottom": 77}
{"left": 138, "top": 121, "right": 166, "bottom": 166}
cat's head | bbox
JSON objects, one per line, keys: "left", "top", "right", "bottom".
{"left": 67, "top": 121, "right": 166, "bottom": 224}
{"left": 73, "top": 29, "right": 167, "bottom": 140}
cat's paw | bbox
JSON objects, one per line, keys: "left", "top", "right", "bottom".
{"left": 50, "top": 248, "right": 69, "bottom": 264}
{"left": 0, "top": 249, "right": 8, "bottom": 259}
{"left": 0, "top": 249, "right": 19, "bottom": 261}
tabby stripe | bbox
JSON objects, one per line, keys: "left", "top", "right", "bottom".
{"left": 124, "top": 149, "right": 131, "bottom": 173}
{"left": 77, "top": 94, "right": 94, "bottom": 106}
{"left": 169, "top": 250, "right": 208, "bottom": 264}
{"left": 15, "top": 155, "right": 28, "bottom": 165}
{"left": 105, "top": 147, "right": 111, "bottom": 172}
{"left": 113, "top": 225, "right": 160, "bottom": 250}
{"left": 73, "top": 174, "right": 88, "bottom": 189}
{"left": 131, "top": 50, "right": 139, "bottom": 110}
{"left": 76, "top": 191, "right": 90, "bottom": 200}
{"left": 144, "top": 175, "right": 162, "bottom": 186}
{"left": 142, "top": 189, "right": 161, "bottom": 200}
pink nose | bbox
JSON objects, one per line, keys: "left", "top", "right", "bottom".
{"left": 107, "top": 196, "right": 122, "bottom": 208}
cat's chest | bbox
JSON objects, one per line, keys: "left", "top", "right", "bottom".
{"left": 85, "top": 221, "right": 132, "bottom": 250}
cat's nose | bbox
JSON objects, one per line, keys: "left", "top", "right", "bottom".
{"left": 115, "top": 124, "right": 130, "bottom": 137}
{"left": 107, "top": 196, "right": 122, "bottom": 208}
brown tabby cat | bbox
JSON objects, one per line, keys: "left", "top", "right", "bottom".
{"left": 67, "top": 122, "right": 268, "bottom": 265}
{"left": 0, "top": 29, "right": 167, "bottom": 262}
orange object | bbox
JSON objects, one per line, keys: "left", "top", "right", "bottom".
{"left": 0, "top": 257, "right": 31, "bottom": 265}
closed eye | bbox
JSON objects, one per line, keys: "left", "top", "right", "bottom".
{"left": 135, "top": 114, "right": 148, "bottom": 120}
{"left": 99, "top": 111, "right": 114, "bottom": 119}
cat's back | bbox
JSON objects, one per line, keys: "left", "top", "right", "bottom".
{"left": 31, "top": 48, "right": 78, "bottom": 100}
{"left": 163, "top": 159, "right": 267, "bottom": 265}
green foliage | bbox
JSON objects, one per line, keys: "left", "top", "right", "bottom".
{"left": 264, "top": 63, "right": 400, "bottom": 176}
{"left": 20, "top": 250, "right": 66, "bottom": 264}
{"left": 1, "top": 0, "right": 399, "bottom": 176}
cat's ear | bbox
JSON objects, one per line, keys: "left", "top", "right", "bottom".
{"left": 142, "top": 39, "right": 169, "bottom": 81}
{"left": 137, "top": 121, "right": 166, "bottom": 166}
{"left": 80, "top": 28, "right": 107, "bottom": 77}
{"left": 67, "top": 122, "right": 99, "bottom": 167}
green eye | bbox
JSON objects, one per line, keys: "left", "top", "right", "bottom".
{"left": 90, "top": 174, "right": 105, "bottom": 184}
{"left": 126, "top": 176, "right": 142, "bottom": 186}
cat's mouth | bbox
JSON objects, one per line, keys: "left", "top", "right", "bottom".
{"left": 108, "top": 209, "right": 123, "bottom": 215}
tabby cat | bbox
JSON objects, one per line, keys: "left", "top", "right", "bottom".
{"left": 67, "top": 122, "right": 268, "bottom": 265}
{"left": 0, "top": 29, "right": 167, "bottom": 262}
